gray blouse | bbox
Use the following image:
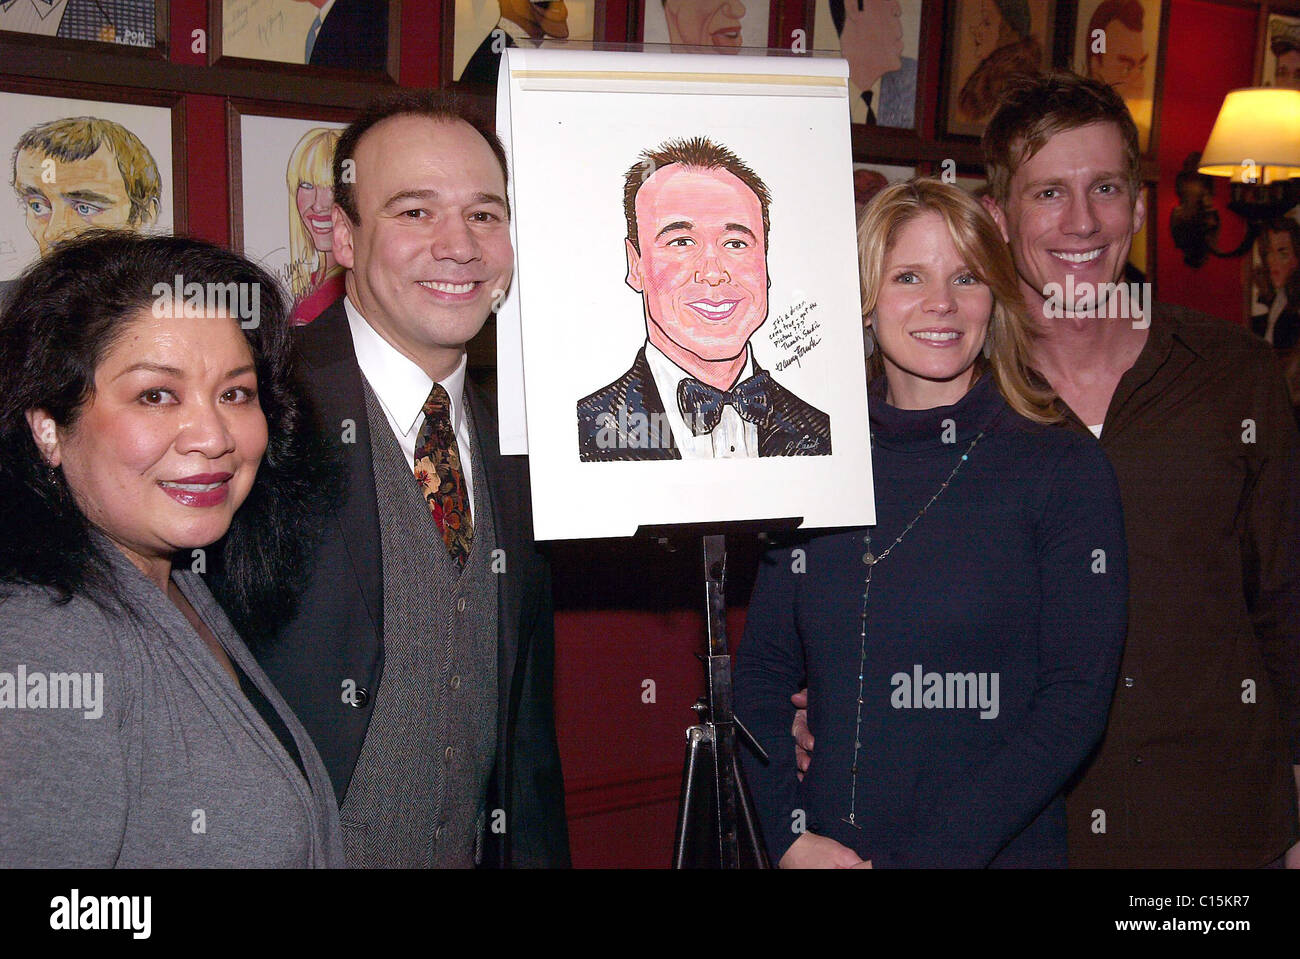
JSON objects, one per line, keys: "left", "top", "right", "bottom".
{"left": 0, "top": 541, "right": 345, "bottom": 867}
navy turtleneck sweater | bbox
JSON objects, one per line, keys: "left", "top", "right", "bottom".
{"left": 735, "top": 374, "right": 1128, "bottom": 867}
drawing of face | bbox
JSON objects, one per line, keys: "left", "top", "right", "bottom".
{"left": 994, "top": 122, "right": 1144, "bottom": 315}
{"left": 296, "top": 178, "right": 335, "bottom": 253}
{"left": 1277, "top": 49, "right": 1300, "bottom": 89}
{"left": 1264, "top": 229, "right": 1298, "bottom": 291}
{"left": 13, "top": 143, "right": 136, "bottom": 255}
{"left": 31, "top": 306, "right": 266, "bottom": 577}
{"left": 870, "top": 211, "right": 992, "bottom": 408}
{"left": 840, "top": 0, "right": 903, "bottom": 92}
{"left": 968, "top": 0, "right": 1002, "bottom": 60}
{"left": 663, "top": 1, "right": 746, "bottom": 50}
{"left": 499, "top": 1, "right": 569, "bottom": 41}
{"left": 626, "top": 164, "right": 768, "bottom": 365}
{"left": 333, "top": 116, "right": 513, "bottom": 374}
{"left": 1090, "top": 20, "right": 1147, "bottom": 98}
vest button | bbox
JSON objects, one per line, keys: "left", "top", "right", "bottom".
{"left": 444, "top": 745, "right": 454, "bottom": 763}
{"left": 351, "top": 687, "right": 370, "bottom": 708}
{"left": 451, "top": 674, "right": 461, "bottom": 690}
{"left": 456, "top": 596, "right": 467, "bottom": 613}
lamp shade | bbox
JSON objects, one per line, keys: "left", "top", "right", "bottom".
{"left": 1198, "top": 88, "right": 1300, "bottom": 183}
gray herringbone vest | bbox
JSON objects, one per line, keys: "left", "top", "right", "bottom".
{"left": 338, "top": 379, "right": 499, "bottom": 868}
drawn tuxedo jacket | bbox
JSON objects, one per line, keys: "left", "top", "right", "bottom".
{"left": 576, "top": 346, "right": 832, "bottom": 461}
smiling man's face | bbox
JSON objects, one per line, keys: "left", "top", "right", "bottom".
{"left": 994, "top": 122, "right": 1143, "bottom": 316}
{"left": 626, "top": 163, "right": 768, "bottom": 365}
{"left": 332, "top": 114, "right": 513, "bottom": 379}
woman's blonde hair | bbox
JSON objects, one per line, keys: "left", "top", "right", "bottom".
{"left": 857, "top": 177, "right": 1059, "bottom": 424}
{"left": 285, "top": 127, "right": 343, "bottom": 300}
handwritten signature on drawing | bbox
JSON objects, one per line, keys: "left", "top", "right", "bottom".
{"left": 768, "top": 298, "right": 822, "bottom": 372}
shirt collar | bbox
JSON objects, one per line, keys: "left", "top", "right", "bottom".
{"left": 343, "top": 295, "right": 467, "bottom": 439}
{"left": 643, "top": 340, "right": 754, "bottom": 403}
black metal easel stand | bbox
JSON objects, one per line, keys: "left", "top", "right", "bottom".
{"left": 671, "top": 533, "right": 771, "bottom": 869}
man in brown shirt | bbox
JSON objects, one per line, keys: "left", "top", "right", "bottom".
{"left": 982, "top": 73, "right": 1300, "bottom": 867}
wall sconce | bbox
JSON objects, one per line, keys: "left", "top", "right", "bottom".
{"left": 1170, "top": 88, "right": 1300, "bottom": 268}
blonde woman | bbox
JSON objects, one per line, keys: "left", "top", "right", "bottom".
{"left": 734, "top": 179, "right": 1128, "bottom": 868}
{"left": 286, "top": 127, "right": 345, "bottom": 325}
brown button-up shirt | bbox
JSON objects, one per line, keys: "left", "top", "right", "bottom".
{"left": 1064, "top": 303, "right": 1300, "bottom": 867}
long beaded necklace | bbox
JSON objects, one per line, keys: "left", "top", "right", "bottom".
{"left": 842, "top": 428, "right": 985, "bottom": 829}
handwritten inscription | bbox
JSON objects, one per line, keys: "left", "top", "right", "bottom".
{"left": 257, "top": 10, "right": 286, "bottom": 46}
{"left": 768, "top": 298, "right": 822, "bottom": 372}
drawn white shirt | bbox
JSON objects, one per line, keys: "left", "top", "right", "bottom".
{"left": 344, "top": 296, "right": 476, "bottom": 511}
{"left": 644, "top": 340, "right": 759, "bottom": 459}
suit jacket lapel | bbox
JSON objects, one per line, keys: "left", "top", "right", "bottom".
{"left": 465, "top": 381, "right": 523, "bottom": 742}
{"left": 295, "top": 300, "right": 383, "bottom": 637}
{"left": 630, "top": 347, "right": 681, "bottom": 460}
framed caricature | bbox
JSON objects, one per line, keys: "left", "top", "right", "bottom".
{"left": 853, "top": 162, "right": 916, "bottom": 220}
{"left": 1071, "top": 0, "right": 1166, "bottom": 154}
{"left": 227, "top": 100, "right": 355, "bottom": 326}
{"left": 496, "top": 49, "right": 874, "bottom": 539}
{"left": 0, "top": 79, "right": 184, "bottom": 290}
{"left": 942, "top": 0, "right": 1056, "bottom": 139}
{"left": 640, "top": 0, "right": 772, "bottom": 51}
{"left": 212, "top": 0, "right": 399, "bottom": 79}
{"left": 445, "top": 0, "right": 603, "bottom": 86}
{"left": 0, "top": 0, "right": 164, "bottom": 52}
{"left": 1247, "top": 6, "right": 1300, "bottom": 352}
{"left": 1262, "top": 9, "right": 1300, "bottom": 89}
{"left": 810, "top": 0, "right": 926, "bottom": 130}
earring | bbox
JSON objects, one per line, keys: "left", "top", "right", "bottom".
{"left": 983, "top": 336, "right": 993, "bottom": 360}
{"left": 863, "top": 326, "right": 876, "bottom": 357}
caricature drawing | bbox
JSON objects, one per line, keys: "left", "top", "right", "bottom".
{"left": 576, "top": 137, "right": 832, "bottom": 462}
{"left": 284, "top": 126, "right": 345, "bottom": 324}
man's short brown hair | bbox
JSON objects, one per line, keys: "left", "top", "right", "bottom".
{"left": 332, "top": 90, "right": 509, "bottom": 225}
{"left": 11, "top": 116, "right": 162, "bottom": 226}
{"left": 982, "top": 72, "right": 1141, "bottom": 204}
{"left": 623, "top": 136, "right": 772, "bottom": 252}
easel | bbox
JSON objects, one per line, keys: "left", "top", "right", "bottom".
{"left": 641, "top": 520, "right": 799, "bottom": 869}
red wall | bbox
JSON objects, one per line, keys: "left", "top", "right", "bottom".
{"left": 1154, "top": 0, "right": 1260, "bottom": 325}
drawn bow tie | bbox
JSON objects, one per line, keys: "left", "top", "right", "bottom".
{"left": 677, "top": 372, "right": 774, "bottom": 435}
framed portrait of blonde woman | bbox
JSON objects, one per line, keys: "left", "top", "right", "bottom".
{"left": 226, "top": 100, "right": 354, "bottom": 327}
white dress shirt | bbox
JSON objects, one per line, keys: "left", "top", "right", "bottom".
{"left": 1265, "top": 288, "right": 1287, "bottom": 345}
{"left": 344, "top": 297, "right": 476, "bottom": 512}
{"left": 644, "top": 340, "right": 760, "bottom": 459}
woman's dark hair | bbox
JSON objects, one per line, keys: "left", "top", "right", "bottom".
{"left": 0, "top": 230, "right": 336, "bottom": 643}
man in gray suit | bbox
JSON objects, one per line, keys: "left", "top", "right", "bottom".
{"left": 230, "top": 91, "right": 569, "bottom": 868}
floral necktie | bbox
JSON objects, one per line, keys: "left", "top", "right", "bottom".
{"left": 414, "top": 383, "right": 473, "bottom": 567}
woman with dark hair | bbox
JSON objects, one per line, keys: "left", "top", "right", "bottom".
{"left": 0, "top": 231, "right": 343, "bottom": 867}
{"left": 735, "top": 180, "right": 1128, "bottom": 868}
{"left": 1251, "top": 217, "right": 1300, "bottom": 350}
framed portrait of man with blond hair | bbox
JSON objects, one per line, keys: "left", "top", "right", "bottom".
{"left": 0, "top": 81, "right": 180, "bottom": 295}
